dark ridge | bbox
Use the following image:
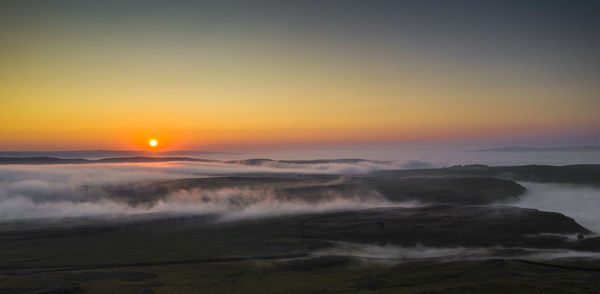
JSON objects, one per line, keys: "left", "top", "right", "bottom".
{"left": 92, "top": 175, "right": 525, "bottom": 207}
{"left": 473, "top": 146, "right": 600, "bottom": 152}
{"left": 2, "top": 253, "right": 310, "bottom": 274}
{"left": 0, "top": 150, "right": 229, "bottom": 158}
{"left": 0, "top": 206, "right": 594, "bottom": 271}
{"left": 372, "top": 164, "right": 600, "bottom": 186}
{"left": 0, "top": 156, "right": 374, "bottom": 165}
{"left": 225, "top": 158, "right": 276, "bottom": 165}
{"left": 0, "top": 156, "right": 215, "bottom": 164}
{"left": 513, "top": 259, "right": 600, "bottom": 272}
{"left": 225, "top": 158, "right": 376, "bottom": 165}
{"left": 279, "top": 158, "right": 373, "bottom": 164}
{"left": 94, "top": 157, "right": 215, "bottom": 163}
{"left": 0, "top": 157, "right": 89, "bottom": 164}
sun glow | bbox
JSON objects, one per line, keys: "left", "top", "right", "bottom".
{"left": 149, "top": 139, "right": 158, "bottom": 147}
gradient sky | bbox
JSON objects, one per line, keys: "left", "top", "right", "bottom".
{"left": 1, "top": 0, "right": 599, "bottom": 151}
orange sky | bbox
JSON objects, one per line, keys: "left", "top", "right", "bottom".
{"left": 1, "top": 1, "right": 599, "bottom": 150}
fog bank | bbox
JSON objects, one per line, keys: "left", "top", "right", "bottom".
{"left": 516, "top": 183, "right": 600, "bottom": 234}
{"left": 0, "top": 163, "right": 419, "bottom": 221}
{"left": 314, "top": 242, "right": 600, "bottom": 262}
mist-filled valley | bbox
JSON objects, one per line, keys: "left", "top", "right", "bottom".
{"left": 3, "top": 0, "right": 600, "bottom": 292}
{"left": 1, "top": 157, "right": 600, "bottom": 293}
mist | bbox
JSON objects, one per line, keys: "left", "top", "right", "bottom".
{"left": 314, "top": 242, "right": 600, "bottom": 262}
{"left": 515, "top": 182, "right": 600, "bottom": 234}
{"left": 0, "top": 162, "right": 420, "bottom": 221}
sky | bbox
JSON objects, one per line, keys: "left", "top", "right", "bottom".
{"left": 1, "top": 0, "right": 599, "bottom": 151}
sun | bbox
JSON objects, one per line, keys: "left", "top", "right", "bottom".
{"left": 149, "top": 139, "right": 158, "bottom": 147}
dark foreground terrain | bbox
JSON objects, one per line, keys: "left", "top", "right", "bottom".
{"left": 1, "top": 163, "right": 600, "bottom": 293}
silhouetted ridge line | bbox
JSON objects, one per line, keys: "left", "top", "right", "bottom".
{"left": 473, "top": 146, "right": 600, "bottom": 152}
{"left": 226, "top": 158, "right": 382, "bottom": 165}
{"left": 0, "top": 157, "right": 215, "bottom": 164}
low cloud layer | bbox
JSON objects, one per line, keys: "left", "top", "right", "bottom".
{"left": 313, "top": 242, "right": 600, "bottom": 262}
{"left": 515, "top": 183, "right": 600, "bottom": 234}
{"left": 0, "top": 162, "right": 419, "bottom": 221}
{"left": 0, "top": 190, "right": 415, "bottom": 221}
{"left": 2, "top": 162, "right": 600, "bottom": 240}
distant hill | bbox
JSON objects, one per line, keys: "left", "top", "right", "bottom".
{"left": 0, "top": 156, "right": 215, "bottom": 164}
{"left": 0, "top": 156, "right": 377, "bottom": 165}
{"left": 372, "top": 164, "right": 600, "bottom": 186}
{"left": 473, "top": 146, "right": 600, "bottom": 152}
{"left": 0, "top": 150, "right": 230, "bottom": 159}
{"left": 225, "top": 158, "right": 376, "bottom": 166}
